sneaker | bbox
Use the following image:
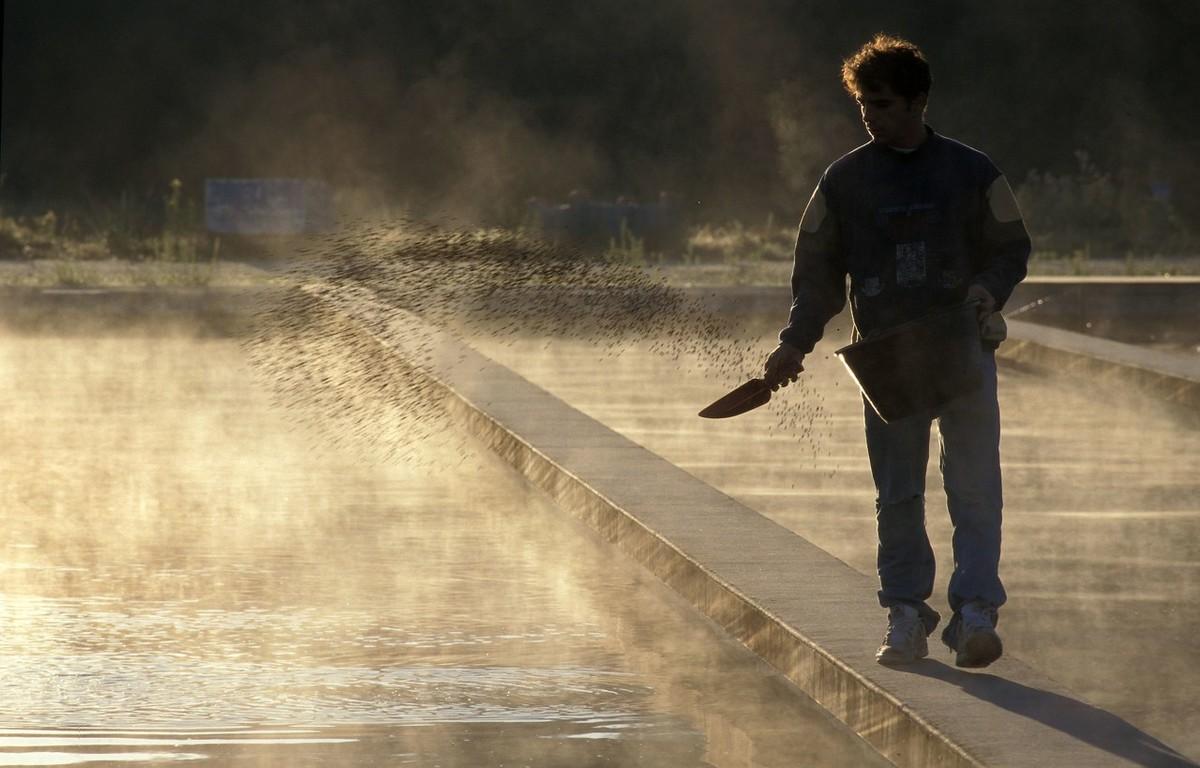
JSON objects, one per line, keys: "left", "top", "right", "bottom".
{"left": 875, "top": 603, "right": 929, "bottom": 665}
{"left": 949, "top": 600, "right": 1003, "bottom": 668}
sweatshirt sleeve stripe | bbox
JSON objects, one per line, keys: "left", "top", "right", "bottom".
{"left": 973, "top": 174, "right": 1031, "bottom": 309}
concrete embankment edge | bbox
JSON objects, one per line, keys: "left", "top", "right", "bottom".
{"left": 1003, "top": 319, "right": 1200, "bottom": 412}
{"left": 325, "top": 288, "right": 1172, "bottom": 768}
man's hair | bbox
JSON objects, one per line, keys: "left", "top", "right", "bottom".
{"left": 841, "top": 33, "right": 932, "bottom": 104}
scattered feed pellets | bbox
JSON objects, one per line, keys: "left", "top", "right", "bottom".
{"left": 247, "top": 220, "right": 832, "bottom": 467}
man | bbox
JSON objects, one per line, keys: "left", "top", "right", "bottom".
{"left": 764, "top": 34, "right": 1031, "bottom": 668}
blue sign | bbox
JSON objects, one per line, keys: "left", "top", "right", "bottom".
{"left": 205, "top": 178, "right": 333, "bottom": 234}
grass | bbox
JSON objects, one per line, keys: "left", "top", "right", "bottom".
{"left": 2, "top": 204, "right": 1196, "bottom": 290}
{"left": 685, "top": 216, "right": 794, "bottom": 264}
{"left": 0, "top": 204, "right": 273, "bottom": 288}
{"left": 652, "top": 218, "right": 1200, "bottom": 286}
{"left": 603, "top": 218, "right": 652, "bottom": 266}
{"left": 650, "top": 253, "right": 1200, "bottom": 288}
{"left": 0, "top": 258, "right": 272, "bottom": 288}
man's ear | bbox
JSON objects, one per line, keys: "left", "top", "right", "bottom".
{"left": 908, "top": 91, "right": 928, "bottom": 114}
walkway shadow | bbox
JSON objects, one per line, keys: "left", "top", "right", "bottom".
{"left": 903, "top": 660, "right": 1197, "bottom": 767}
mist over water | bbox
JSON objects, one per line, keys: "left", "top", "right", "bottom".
{"left": 3, "top": 3, "right": 1198, "bottom": 763}
{"left": 239, "top": 216, "right": 1200, "bottom": 760}
{"left": 0, "top": 313, "right": 889, "bottom": 767}
{"left": 3, "top": 223, "right": 1197, "bottom": 767}
{"left": 468, "top": 313, "right": 1200, "bottom": 761}
{"left": 246, "top": 221, "right": 832, "bottom": 466}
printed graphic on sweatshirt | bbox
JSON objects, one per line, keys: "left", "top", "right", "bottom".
{"left": 895, "top": 242, "right": 927, "bottom": 286}
{"left": 876, "top": 202, "right": 938, "bottom": 288}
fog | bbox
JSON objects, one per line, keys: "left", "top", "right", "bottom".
{"left": 0, "top": 314, "right": 889, "bottom": 766}
{"left": 243, "top": 222, "right": 782, "bottom": 467}
{"left": 244, "top": 232, "right": 1199, "bottom": 760}
{"left": 3, "top": 2, "right": 1199, "bottom": 765}
{"left": 467, "top": 310, "right": 1200, "bottom": 759}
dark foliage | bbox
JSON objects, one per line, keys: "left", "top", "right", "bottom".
{"left": 3, "top": 1, "right": 1198, "bottom": 226}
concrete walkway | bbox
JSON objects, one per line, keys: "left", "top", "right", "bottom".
{"left": 328, "top": 287, "right": 1195, "bottom": 768}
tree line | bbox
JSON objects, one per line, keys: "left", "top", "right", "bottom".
{"left": 2, "top": 0, "right": 1196, "bottom": 250}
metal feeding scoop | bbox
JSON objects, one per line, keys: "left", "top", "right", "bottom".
{"left": 697, "top": 377, "right": 775, "bottom": 419}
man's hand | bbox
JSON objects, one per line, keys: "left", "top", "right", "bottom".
{"left": 967, "top": 283, "right": 1008, "bottom": 342}
{"left": 764, "top": 342, "right": 805, "bottom": 390}
{"left": 967, "top": 283, "right": 996, "bottom": 316}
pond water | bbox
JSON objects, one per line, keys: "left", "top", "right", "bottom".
{"left": 0, "top": 327, "right": 886, "bottom": 767}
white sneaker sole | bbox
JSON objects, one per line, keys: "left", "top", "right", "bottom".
{"left": 876, "top": 638, "right": 929, "bottom": 666}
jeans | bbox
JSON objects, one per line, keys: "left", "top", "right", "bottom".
{"left": 866, "top": 349, "right": 1006, "bottom": 616}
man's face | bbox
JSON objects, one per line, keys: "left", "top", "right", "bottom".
{"left": 856, "top": 84, "right": 926, "bottom": 146}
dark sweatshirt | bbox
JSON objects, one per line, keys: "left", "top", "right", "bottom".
{"left": 779, "top": 126, "right": 1031, "bottom": 354}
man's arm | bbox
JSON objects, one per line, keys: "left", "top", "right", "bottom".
{"left": 766, "top": 179, "right": 847, "bottom": 386}
{"left": 971, "top": 174, "right": 1031, "bottom": 310}
{"left": 780, "top": 181, "right": 847, "bottom": 353}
